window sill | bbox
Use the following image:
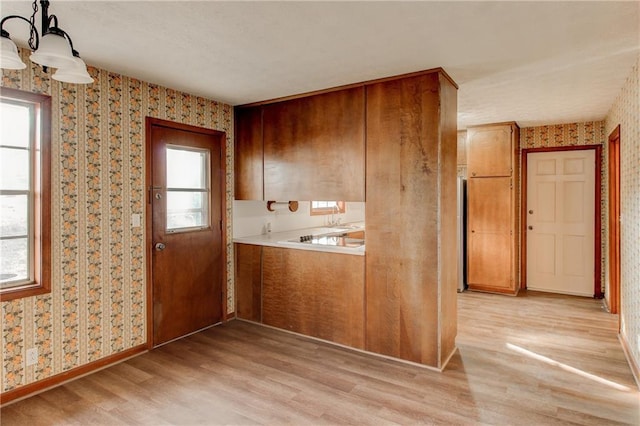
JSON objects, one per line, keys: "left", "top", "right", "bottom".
{"left": 1, "top": 284, "right": 51, "bottom": 301}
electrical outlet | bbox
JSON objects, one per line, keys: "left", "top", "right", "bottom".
{"left": 26, "top": 348, "right": 38, "bottom": 366}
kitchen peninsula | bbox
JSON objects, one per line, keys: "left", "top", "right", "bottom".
{"left": 234, "top": 68, "right": 458, "bottom": 370}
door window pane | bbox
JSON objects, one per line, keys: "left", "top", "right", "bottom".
{"left": 166, "top": 192, "right": 208, "bottom": 230}
{"left": 166, "top": 147, "right": 207, "bottom": 189}
{"left": 0, "top": 194, "right": 29, "bottom": 238}
{"left": 165, "top": 146, "right": 210, "bottom": 232}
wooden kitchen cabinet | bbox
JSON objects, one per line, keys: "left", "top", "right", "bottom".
{"left": 261, "top": 247, "right": 365, "bottom": 349}
{"left": 234, "top": 68, "right": 459, "bottom": 370}
{"left": 365, "top": 70, "right": 458, "bottom": 367}
{"left": 466, "top": 122, "right": 520, "bottom": 294}
{"left": 467, "top": 122, "right": 519, "bottom": 177}
{"left": 234, "top": 106, "right": 264, "bottom": 200}
{"left": 234, "top": 243, "right": 262, "bottom": 321}
{"left": 457, "top": 130, "right": 467, "bottom": 166}
{"left": 262, "top": 87, "right": 366, "bottom": 201}
{"left": 467, "top": 177, "right": 515, "bottom": 292}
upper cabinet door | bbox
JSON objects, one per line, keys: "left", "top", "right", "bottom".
{"left": 457, "top": 131, "right": 467, "bottom": 166}
{"left": 262, "top": 87, "right": 366, "bottom": 201}
{"left": 467, "top": 123, "right": 517, "bottom": 177}
{"left": 234, "top": 106, "right": 264, "bottom": 200}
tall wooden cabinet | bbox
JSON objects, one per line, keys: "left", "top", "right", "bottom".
{"left": 457, "top": 131, "right": 467, "bottom": 166}
{"left": 365, "top": 70, "right": 458, "bottom": 368}
{"left": 466, "top": 122, "right": 520, "bottom": 294}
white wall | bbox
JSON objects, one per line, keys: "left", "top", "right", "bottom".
{"left": 233, "top": 201, "right": 365, "bottom": 238}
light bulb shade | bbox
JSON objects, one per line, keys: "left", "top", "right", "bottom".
{"left": 52, "top": 56, "right": 93, "bottom": 84}
{"left": 1, "top": 36, "right": 27, "bottom": 70}
{"left": 30, "top": 32, "right": 75, "bottom": 69}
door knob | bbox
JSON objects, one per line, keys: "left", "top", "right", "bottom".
{"left": 155, "top": 242, "right": 166, "bottom": 251}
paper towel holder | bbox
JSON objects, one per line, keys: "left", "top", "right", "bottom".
{"left": 267, "top": 200, "right": 299, "bottom": 212}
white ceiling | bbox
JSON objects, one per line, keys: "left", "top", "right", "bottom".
{"left": 2, "top": 1, "right": 639, "bottom": 128}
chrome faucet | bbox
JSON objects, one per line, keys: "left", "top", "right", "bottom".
{"left": 330, "top": 204, "right": 341, "bottom": 227}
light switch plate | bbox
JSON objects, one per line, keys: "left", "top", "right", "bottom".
{"left": 26, "top": 348, "right": 38, "bottom": 366}
{"left": 132, "top": 213, "right": 141, "bottom": 228}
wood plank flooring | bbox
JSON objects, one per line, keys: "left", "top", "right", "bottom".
{"left": 2, "top": 290, "right": 638, "bottom": 425}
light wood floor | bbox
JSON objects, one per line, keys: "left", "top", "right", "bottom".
{"left": 2, "top": 291, "right": 638, "bottom": 425}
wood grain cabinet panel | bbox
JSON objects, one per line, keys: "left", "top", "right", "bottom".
{"left": 457, "top": 131, "right": 467, "bottom": 166}
{"left": 467, "top": 124, "right": 516, "bottom": 177}
{"left": 234, "top": 106, "right": 263, "bottom": 200}
{"left": 365, "top": 71, "right": 458, "bottom": 367}
{"left": 262, "top": 87, "right": 366, "bottom": 201}
{"left": 234, "top": 243, "right": 262, "bottom": 321}
{"left": 261, "top": 247, "right": 365, "bottom": 349}
{"left": 467, "top": 177, "right": 513, "bottom": 290}
{"left": 466, "top": 122, "right": 520, "bottom": 294}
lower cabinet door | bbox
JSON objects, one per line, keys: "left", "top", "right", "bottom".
{"left": 467, "top": 177, "right": 515, "bottom": 293}
{"left": 261, "top": 246, "right": 365, "bottom": 349}
{"left": 234, "top": 243, "right": 262, "bottom": 322}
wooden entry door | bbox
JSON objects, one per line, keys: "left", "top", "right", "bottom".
{"left": 526, "top": 149, "right": 596, "bottom": 297}
{"left": 147, "top": 118, "right": 225, "bottom": 346}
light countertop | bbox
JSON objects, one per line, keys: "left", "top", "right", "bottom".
{"left": 233, "top": 222, "right": 365, "bottom": 256}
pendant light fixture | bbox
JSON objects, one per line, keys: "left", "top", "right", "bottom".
{"left": 1, "top": 0, "right": 92, "bottom": 84}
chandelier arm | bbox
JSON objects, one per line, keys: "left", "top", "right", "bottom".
{"left": 46, "top": 14, "right": 58, "bottom": 33}
{"left": 0, "top": 15, "right": 40, "bottom": 50}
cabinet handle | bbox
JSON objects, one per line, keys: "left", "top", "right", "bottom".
{"left": 472, "top": 172, "right": 476, "bottom": 177}
{"left": 528, "top": 226, "right": 533, "bottom": 230}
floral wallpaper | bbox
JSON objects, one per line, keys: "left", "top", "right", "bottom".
{"left": 519, "top": 121, "right": 607, "bottom": 290}
{"left": 520, "top": 121, "right": 605, "bottom": 149}
{"left": 1, "top": 48, "right": 234, "bottom": 392}
{"left": 605, "top": 54, "right": 640, "bottom": 375}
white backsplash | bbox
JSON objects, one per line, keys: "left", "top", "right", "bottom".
{"left": 233, "top": 200, "right": 365, "bottom": 238}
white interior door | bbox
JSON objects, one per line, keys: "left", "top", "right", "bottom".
{"left": 526, "top": 150, "right": 595, "bottom": 297}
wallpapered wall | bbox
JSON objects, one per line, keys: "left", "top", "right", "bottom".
{"left": 0, "top": 48, "right": 235, "bottom": 392}
{"left": 605, "top": 55, "right": 640, "bottom": 374}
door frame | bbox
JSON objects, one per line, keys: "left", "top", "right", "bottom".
{"left": 520, "top": 145, "right": 602, "bottom": 298}
{"left": 607, "top": 126, "right": 621, "bottom": 315}
{"left": 144, "top": 117, "right": 228, "bottom": 349}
